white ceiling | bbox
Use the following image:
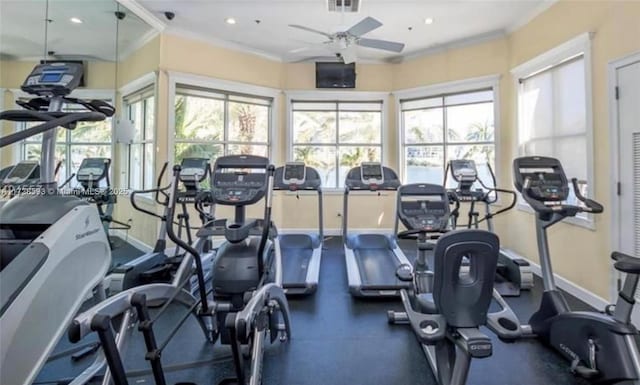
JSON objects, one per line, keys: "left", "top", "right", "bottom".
{"left": 138, "top": 0, "right": 553, "bottom": 62}
{"left": 0, "top": 0, "right": 155, "bottom": 61}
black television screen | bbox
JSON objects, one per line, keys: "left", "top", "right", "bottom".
{"left": 316, "top": 62, "right": 356, "bottom": 88}
{"left": 39, "top": 60, "right": 85, "bottom": 87}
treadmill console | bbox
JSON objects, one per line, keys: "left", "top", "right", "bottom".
{"left": 283, "top": 162, "right": 306, "bottom": 185}
{"left": 361, "top": 162, "right": 384, "bottom": 186}
{"left": 21, "top": 62, "right": 84, "bottom": 97}
{"left": 76, "top": 158, "right": 110, "bottom": 189}
{"left": 3, "top": 161, "right": 39, "bottom": 185}
{"left": 513, "top": 156, "right": 569, "bottom": 202}
{"left": 398, "top": 183, "right": 451, "bottom": 232}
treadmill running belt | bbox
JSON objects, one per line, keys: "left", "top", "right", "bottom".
{"left": 282, "top": 247, "right": 313, "bottom": 286}
{"left": 354, "top": 248, "right": 400, "bottom": 286}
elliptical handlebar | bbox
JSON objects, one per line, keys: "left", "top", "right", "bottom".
{"left": 256, "top": 164, "right": 276, "bottom": 278}
{"left": 130, "top": 163, "right": 171, "bottom": 220}
{"left": 165, "top": 164, "right": 210, "bottom": 313}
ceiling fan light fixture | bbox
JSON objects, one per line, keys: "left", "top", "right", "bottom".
{"left": 424, "top": 17, "right": 434, "bottom": 25}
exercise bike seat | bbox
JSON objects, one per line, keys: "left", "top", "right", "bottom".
{"left": 416, "top": 293, "right": 438, "bottom": 314}
{"left": 612, "top": 251, "right": 640, "bottom": 274}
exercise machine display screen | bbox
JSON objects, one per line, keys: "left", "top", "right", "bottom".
{"left": 283, "top": 162, "right": 306, "bottom": 184}
{"left": 401, "top": 197, "right": 449, "bottom": 232}
{"left": 518, "top": 168, "right": 567, "bottom": 201}
{"left": 212, "top": 168, "right": 267, "bottom": 205}
{"left": 361, "top": 162, "right": 383, "bottom": 184}
{"left": 40, "top": 72, "right": 64, "bottom": 83}
{"left": 180, "top": 158, "right": 209, "bottom": 182}
{"left": 4, "top": 161, "right": 39, "bottom": 184}
{"left": 76, "top": 158, "right": 109, "bottom": 183}
{"left": 22, "top": 62, "right": 84, "bottom": 96}
{"left": 450, "top": 159, "right": 478, "bottom": 182}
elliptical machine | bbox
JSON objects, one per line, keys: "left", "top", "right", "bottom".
{"left": 207, "top": 154, "right": 291, "bottom": 385}
{"left": 62, "top": 157, "right": 131, "bottom": 238}
{"left": 67, "top": 155, "right": 291, "bottom": 385}
{"left": 0, "top": 62, "right": 114, "bottom": 385}
{"left": 108, "top": 157, "right": 215, "bottom": 294}
{"left": 388, "top": 183, "right": 501, "bottom": 385}
{"left": 444, "top": 159, "right": 531, "bottom": 296}
{"left": 506, "top": 156, "right": 640, "bottom": 383}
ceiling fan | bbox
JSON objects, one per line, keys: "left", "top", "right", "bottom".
{"left": 288, "top": 16, "right": 405, "bottom": 64}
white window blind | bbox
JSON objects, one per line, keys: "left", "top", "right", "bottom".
{"left": 519, "top": 55, "right": 588, "bottom": 188}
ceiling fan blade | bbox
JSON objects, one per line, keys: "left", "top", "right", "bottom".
{"left": 288, "top": 24, "right": 333, "bottom": 39}
{"left": 346, "top": 16, "right": 382, "bottom": 37}
{"left": 357, "top": 38, "right": 405, "bottom": 53}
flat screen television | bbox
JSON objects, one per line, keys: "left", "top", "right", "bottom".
{"left": 39, "top": 60, "right": 86, "bottom": 87}
{"left": 315, "top": 62, "right": 356, "bottom": 88}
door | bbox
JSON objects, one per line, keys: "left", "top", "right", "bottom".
{"left": 616, "top": 57, "right": 640, "bottom": 326}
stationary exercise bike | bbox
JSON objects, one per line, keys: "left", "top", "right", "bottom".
{"left": 388, "top": 183, "right": 500, "bottom": 385}
{"left": 499, "top": 156, "right": 640, "bottom": 384}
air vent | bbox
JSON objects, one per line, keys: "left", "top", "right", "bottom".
{"left": 328, "top": 0, "right": 360, "bottom": 12}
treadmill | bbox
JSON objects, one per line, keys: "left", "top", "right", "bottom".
{"left": 343, "top": 162, "right": 412, "bottom": 297}
{"left": 273, "top": 162, "right": 323, "bottom": 295}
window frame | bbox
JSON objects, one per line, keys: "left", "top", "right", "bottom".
{"left": 167, "top": 72, "right": 280, "bottom": 168}
{"left": 285, "top": 90, "right": 389, "bottom": 192}
{"left": 121, "top": 74, "right": 157, "bottom": 191}
{"left": 11, "top": 88, "right": 116, "bottom": 184}
{"left": 393, "top": 75, "right": 501, "bottom": 187}
{"left": 511, "top": 32, "right": 595, "bottom": 229}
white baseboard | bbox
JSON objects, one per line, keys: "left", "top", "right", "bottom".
{"left": 503, "top": 248, "right": 610, "bottom": 310}
{"left": 111, "top": 230, "right": 153, "bottom": 253}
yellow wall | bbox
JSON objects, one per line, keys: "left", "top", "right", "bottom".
{"left": 497, "top": 0, "right": 640, "bottom": 299}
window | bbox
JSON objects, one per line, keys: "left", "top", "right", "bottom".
{"left": 400, "top": 89, "right": 495, "bottom": 185}
{"left": 124, "top": 87, "right": 155, "bottom": 190}
{"left": 513, "top": 33, "right": 593, "bottom": 224}
{"left": 20, "top": 99, "right": 112, "bottom": 186}
{"left": 173, "top": 85, "right": 272, "bottom": 163}
{"left": 291, "top": 101, "right": 383, "bottom": 188}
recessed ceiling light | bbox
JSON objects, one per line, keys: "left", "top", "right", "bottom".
{"left": 70, "top": 17, "right": 83, "bottom": 24}
{"left": 424, "top": 17, "right": 434, "bottom": 25}
{"left": 225, "top": 17, "right": 237, "bottom": 25}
